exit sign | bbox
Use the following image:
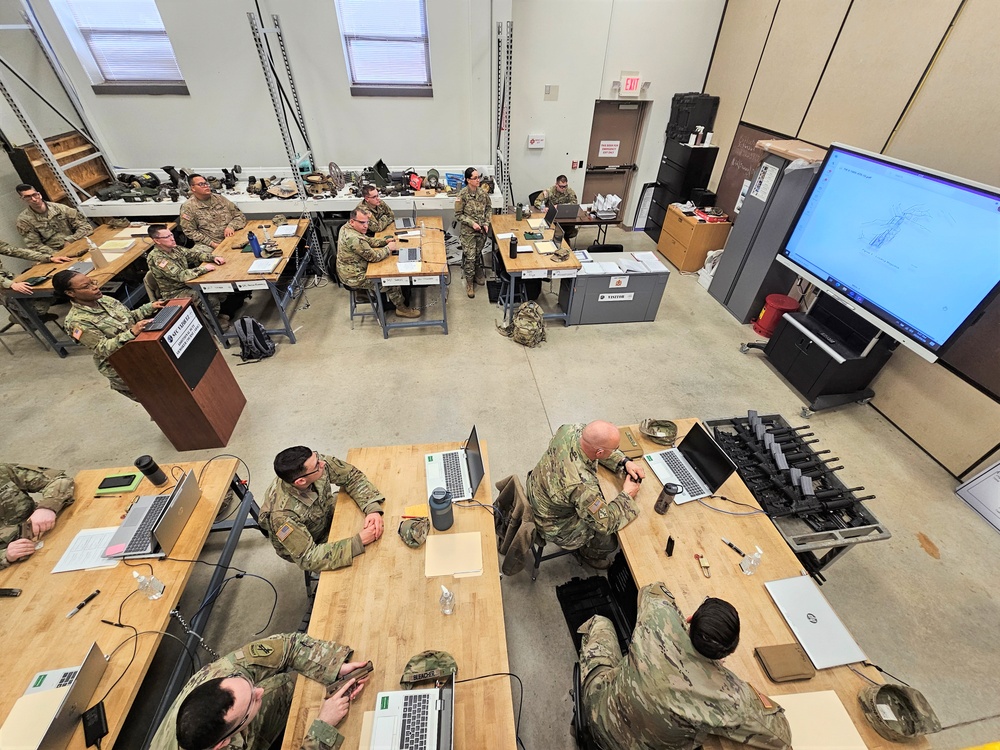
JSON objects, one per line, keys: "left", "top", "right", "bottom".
{"left": 620, "top": 71, "right": 641, "bottom": 98}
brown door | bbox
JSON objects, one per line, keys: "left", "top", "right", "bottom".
{"left": 582, "top": 100, "right": 649, "bottom": 207}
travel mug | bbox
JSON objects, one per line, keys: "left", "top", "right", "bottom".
{"left": 135, "top": 455, "right": 168, "bottom": 487}
{"left": 654, "top": 483, "right": 681, "bottom": 514}
{"left": 509, "top": 235, "right": 518, "bottom": 259}
{"left": 429, "top": 487, "right": 454, "bottom": 531}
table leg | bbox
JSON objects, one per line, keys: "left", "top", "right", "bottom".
{"left": 194, "top": 287, "right": 229, "bottom": 347}
{"left": 439, "top": 274, "right": 449, "bottom": 334}
{"left": 373, "top": 280, "right": 389, "bottom": 339}
{"left": 267, "top": 281, "right": 297, "bottom": 344}
{"left": 11, "top": 296, "right": 67, "bottom": 356}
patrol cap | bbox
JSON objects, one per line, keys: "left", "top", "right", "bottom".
{"left": 858, "top": 684, "right": 941, "bottom": 741}
{"left": 639, "top": 418, "right": 677, "bottom": 446}
{"left": 398, "top": 518, "right": 429, "bottom": 549}
{"left": 400, "top": 650, "right": 457, "bottom": 689}
{"left": 271, "top": 214, "right": 287, "bottom": 226}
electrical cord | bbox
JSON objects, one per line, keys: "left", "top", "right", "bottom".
{"left": 697, "top": 495, "right": 766, "bottom": 516}
{"left": 455, "top": 671, "right": 525, "bottom": 750}
{"left": 194, "top": 453, "right": 252, "bottom": 522}
{"left": 98, "top": 628, "right": 200, "bottom": 704}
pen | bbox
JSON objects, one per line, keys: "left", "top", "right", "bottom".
{"left": 67, "top": 589, "right": 100, "bottom": 618}
{"left": 721, "top": 537, "right": 745, "bottom": 557}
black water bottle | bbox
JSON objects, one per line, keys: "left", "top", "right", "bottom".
{"left": 429, "top": 487, "right": 454, "bottom": 531}
{"left": 135, "top": 455, "right": 168, "bottom": 487}
{"left": 509, "top": 234, "right": 518, "bottom": 259}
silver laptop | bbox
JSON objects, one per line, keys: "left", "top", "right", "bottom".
{"left": 395, "top": 202, "right": 418, "bottom": 230}
{"left": 103, "top": 470, "right": 201, "bottom": 559}
{"left": 554, "top": 202, "right": 580, "bottom": 219}
{"left": 424, "top": 426, "right": 485, "bottom": 502}
{"left": 398, "top": 246, "right": 422, "bottom": 263}
{"left": 0, "top": 642, "right": 107, "bottom": 750}
{"left": 765, "top": 576, "right": 867, "bottom": 669}
{"left": 644, "top": 422, "right": 737, "bottom": 504}
{"left": 370, "top": 672, "right": 454, "bottom": 750}
{"left": 68, "top": 261, "right": 95, "bottom": 274}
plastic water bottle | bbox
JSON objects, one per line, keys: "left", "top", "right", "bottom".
{"left": 439, "top": 585, "right": 455, "bottom": 615}
{"left": 86, "top": 238, "right": 98, "bottom": 255}
{"left": 740, "top": 546, "right": 763, "bottom": 576}
{"left": 134, "top": 570, "right": 165, "bottom": 599}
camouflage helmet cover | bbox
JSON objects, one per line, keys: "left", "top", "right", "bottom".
{"left": 398, "top": 517, "right": 430, "bottom": 549}
{"left": 858, "top": 684, "right": 941, "bottom": 741}
{"left": 399, "top": 650, "right": 457, "bottom": 689}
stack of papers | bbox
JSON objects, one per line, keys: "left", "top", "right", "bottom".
{"left": 526, "top": 218, "right": 546, "bottom": 230}
{"left": 617, "top": 257, "right": 646, "bottom": 274}
{"left": 592, "top": 193, "right": 622, "bottom": 213}
{"left": 397, "top": 261, "right": 421, "bottom": 273}
{"left": 574, "top": 249, "right": 593, "bottom": 262}
{"left": 425, "top": 531, "right": 483, "bottom": 578}
{"left": 580, "top": 263, "right": 606, "bottom": 275}
{"left": 598, "top": 261, "right": 621, "bottom": 274}
{"left": 632, "top": 251, "right": 668, "bottom": 272}
{"left": 248, "top": 258, "right": 281, "bottom": 274}
{"left": 534, "top": 240, "right": 557, "bottom": 254}
{"left": 99, "top": 239, "right": 135, "bottom": 253}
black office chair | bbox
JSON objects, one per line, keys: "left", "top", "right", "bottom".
{"left": 585, "top": 243, "right": 624, "bottom": 253}
{"left": 321, "top": 219, "right": 347, "bottom": 284}
{"left": 491, "top": 244, "right": 527, "bottom": 309}
{"left": 528, "top": 189, "right": 544, "bottom": 209}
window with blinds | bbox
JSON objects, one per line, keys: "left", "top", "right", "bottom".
{"left": 57, "top": 0, "right": 186, "bottom": 94}
{"left": 335, "top": 0, "right": 433, "bottom": 97}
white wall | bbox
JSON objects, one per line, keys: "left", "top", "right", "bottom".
{"left": 507, "top": 0, "right": 725, "bottom": 223}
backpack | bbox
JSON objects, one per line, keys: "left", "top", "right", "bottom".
{"left": 497, "top": 301, "right": 546, "bottom": 347}
{"left": 232, "top": 316, "right": 275, "bottom": 362}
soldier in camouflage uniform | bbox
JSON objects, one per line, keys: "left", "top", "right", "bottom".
{"left": 355, "top": 184, "right": 396, "bottom": 232}
{"left": 53, "top": 270, "right": 163, "bottom": 401}
{"left": 1, "top": 463, "right": 74, "bottom": 570}
{"left": 0, "top": 243, "right": 55, "bottom": 319}
{"left": 151, "top": 632, "right": 369, "bottom": 750}
{"left": 335, "top": 209, "right": 419, "bottom": 319}
{"left": 146, "top": 224, "right": 236, "bottom": 327}
{"left": 578, "top": 583, "right": 792, "bottom": 750}
{"left": 532, "top": 174, "right": 579, "bottom": 244}
{"left": 14, "top": 183, "right": 93, "bottom": 255}
{"left": 178, "top": 174, "right": 247, "bottom": 250}
{"left": 260, "top": 445, "right": 387, "bottom": 572}
{"left": 453, "top": 167, "right": 490, "bottom": 298}
{"left": 526, "top": 421, "right": 645, "bottom": 568}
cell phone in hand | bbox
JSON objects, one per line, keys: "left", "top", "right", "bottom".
{"left": 326, "top": 660, "right": 374, "bottom": 697}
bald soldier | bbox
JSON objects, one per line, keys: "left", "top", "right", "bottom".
{"left": 578, "top": 583, "right": 792, "bottom": 750}
{"left": 259, "top": 446, "right": 387, "bottom": 572}
{"left": 150, "top": 632, "right": 368, "bottom": 750}
{"left": 526, "top": 421, "right": 645, "bottom": 569}
{"left": 1, "top": 463, "right": 74, "bottom": 571}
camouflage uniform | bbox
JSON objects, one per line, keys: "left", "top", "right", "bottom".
{"left": 354, "top": 198, "right": 395, "bottom": 233}
{"left": 260, "top": 453, "right": 384, "bottom": 572}
{"left": 454, "top": 184, "right": 490, "bottom": 282}
{"left": 0, "top": 237, "right": 74, "bottom": 265}
{"left": 63, "top": 297, "right": 157, "bottom": 401}
{"left": 578, "top": 583, "right": 792, "bottom": 750}
{"left": 533, "top": 184, "right": 579, "bottom": 242}
{"left": 335, "top": 224, "right": 407, "bottom": 309}
{"left": 526, "top": 424, "right": 637, "bottom": 564}
{"left": 15, "top": 202, "right": 93, "bottom": 254}
{"left": 1, "top": 464, "right": 74, "bottom": 570}
{"left": 147, "top": 244, "right": 221, "bottom": 316}
{"left": 178, "top": 194, "right": 247, "bottom": 249}
{"left": 149, "top": 632, "right": 353, "bottom": 750}
{"left": 0, "top": 242, "right": 52, "bottom": 316}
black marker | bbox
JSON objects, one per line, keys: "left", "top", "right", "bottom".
{"left": 67, "top": 589, "right": 100, "bottom": 618}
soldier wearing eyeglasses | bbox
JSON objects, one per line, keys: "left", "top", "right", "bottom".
{"left": 150, "top": 632, "right": 369, "bottom": 750}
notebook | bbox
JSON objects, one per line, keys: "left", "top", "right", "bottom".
{"left": 424, "top": 425, "right": 485, "bottom": 502}
{"left": 370, "top": 672, "right": 454, "bottom": 750}
{"left": 248, "top": 258, "right": 281, "bottom": 274}
{"left": 273, "top": 223, "right": 298, "bottom": 237}
{"left": 0, "top": 642, "right": 107, "bottom": 750}
{"left": 772, "top": 691, "right": 867, "bottom": 749}
{"left": 644, "top": 422, "right": 737, "bottom": 503}
{"left": 103, "top": 470, "right": 201, "bottom": 559}
{"left": 764, "top": 576, "right": 867, "bottom": 670}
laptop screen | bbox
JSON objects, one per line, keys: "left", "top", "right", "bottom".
{"left": 552, "top": 223, "right": 565, "bottom": 248}
{"left": 678, "top": 423, "right": 737, "bottom": 494}
{"left": 544, "top": 205, "right": 557, "bottom": 225}
{"left": 465, "top": 426, "right": 485, "bottom": 499}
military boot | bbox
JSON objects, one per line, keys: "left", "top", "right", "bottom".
{"left": 395, "top": 305, "right": 420, "bottom": 319}
{"left": 475, "top": 270, "right": 486, "bottom": 286}
{"left": 466, "top": 280, "right": 475, "bottom": 298}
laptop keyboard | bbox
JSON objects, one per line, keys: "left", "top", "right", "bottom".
{"left": 400, "top": 693, "right": 430, "bottom": 749}
{"left": 122, "top": 494, "right": 171, "bottom": 554}
{"left": 145, "top": 305, "right": 182, "bottom": 332}
{"left": 55, "top": 670, "right": 78, "bottom": 688}
{"left": 662, "top": 452, "right": 707, "bottom": 497}
{"left": 442, "top": 452, "right": 468, "bottom": 498}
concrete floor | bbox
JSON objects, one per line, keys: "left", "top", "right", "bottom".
{"left": 3, "top": 225, "right": 997, "bottom": 748}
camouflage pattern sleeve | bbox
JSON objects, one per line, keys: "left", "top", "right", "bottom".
{"left": 571, "top": 481, "right": 638, "bottom": 536}
{"left": 454, "top": 187, "right": 474, "bottom": 228}
{"left": 0, "top": 238, "right": 51, "bottom": 263}
{"left": 323, "top": 455, "right": 385, "bottom": 515}
{"left": 597, "top": 447, "right": 628, "bottom": 473}
{"left": 532, "top": 189, "right": 548, "bottom": 210}
{"left": 14, "top": 214, "right": 54, "bottom": 254}
{"left": 35, "top": 467, "right": 75, "bottom": 514}
{"left": 66, "top": 316, "right": 136, "bottom": 360}
{"left": 63, "top": 206, "right": 94, "bottom": 243}
{"left": 224, "top": 198, "right": 247, "bottom": 233}
{"left": 177, "top": 207, "right": 206, "bottom": 245}
{"left": 709, "top": 683, "right": 792, "bottom": 749}
{"left": 266, "top": 512, "right": 358, "bottom": 572}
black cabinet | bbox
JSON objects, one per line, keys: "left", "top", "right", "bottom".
{"left": 763, "top": 296, "right": 896, "bottom": 412}
{"left": 644, "top": 143, "right": 718, "bottom": 243}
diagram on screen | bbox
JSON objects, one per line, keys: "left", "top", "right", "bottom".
{"left": 858, "top": 204, "right": 932, "bottom": 250}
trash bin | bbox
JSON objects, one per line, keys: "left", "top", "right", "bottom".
{"left": 752, "top": 294, "right": 799, "bottom": 337}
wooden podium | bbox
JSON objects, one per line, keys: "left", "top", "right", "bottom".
{"left": 110, "top": 298, "right": 246, "bottom": 450}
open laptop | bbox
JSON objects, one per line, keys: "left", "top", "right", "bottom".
{"left": 644, "top": 422, "right": 737, "bottom": 504}
{"left": 68, "top": 261, "right": 94, "bottom": 275}
{"left": 370, "top": 672, "right": 454, "bottom": 750}
{"left": 395, "top": 202, "right": 417, "bottom": 230}
{"left": 0, "top": 642, "right": 107, "bottom": 750}
{"left": 765, "top": 576, "right": 867, "bottom": 669}
{"left": 398, "top": 245, "right": 422, "bottom": 263}
{"left": 424, "top": 425, "right": 485, "bottom": 502}
{"left": 103, "top": 470, "right": 201, "bottom": 559}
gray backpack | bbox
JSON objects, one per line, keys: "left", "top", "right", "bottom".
{"left": 498, "top": 301, "right": 546, "bottom": 347}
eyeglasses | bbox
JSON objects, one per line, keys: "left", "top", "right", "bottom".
{"left": 71, "top": 280, "right": 100, "bottom": 291}
{"left": 468, "top": 174, "right": 481, "bottom": 181}
{"left": 353, "top": 218, "right": 369, "bottom": 225}
{"left": 153, "top": 234, "right": 174, "bottom": 241}
{"left": 190, "top": 181, "right": 208, "bottom": 187}
{"left": 20, "top": 192, "right": 42, "bottom": 201}
{"left": 296, "top": 451, "right": 325, "bottom": 481}
{"left": 216, "top": 674, "right": 256, "bottom": 744}
{"left": 556, "top": 183, "right": 568, "bottom": 189}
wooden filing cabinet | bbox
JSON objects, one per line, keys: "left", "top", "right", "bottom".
{"left": 656, "top": 204, "right": 731, "bottom": 272}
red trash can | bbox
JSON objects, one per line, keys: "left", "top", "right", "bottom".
{"left": 752, "top": 294, "right": 799, "bottom": 337}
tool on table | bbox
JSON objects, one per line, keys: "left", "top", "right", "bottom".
{"left": 695, "top": 553, "right": 710, "bottom": 578}
{"left": 665, "top": 536, "right": 675, "bottom": 557}
{"left": 721, "top": 537, "right": 745, "bottom": 557}
{"left": 67, "top": 589, "right": 100, "bottom": 618}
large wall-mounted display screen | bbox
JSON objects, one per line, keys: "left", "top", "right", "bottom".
{"left": 777, "top": 144, "right": 1000, "bottom": 362}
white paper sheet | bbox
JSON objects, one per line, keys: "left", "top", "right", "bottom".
{"left": 51, "top": 527, "right": 119, "bottom": 573}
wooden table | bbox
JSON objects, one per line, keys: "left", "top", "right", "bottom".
{"left": 490, "top": 214, "right": 581, "bottom": 325}
{"left": 187, "top": 218, "right": 310, "bottom": 345}
{"left": 7, "top": 224, "right": 163, "bottom": 357}
{"left": 0, "top": 459, "right": 254, "bottom": 749}
{"left": 281, "top": 440, "right": 517, "bottom": 750}
{"left": 602, "top": 420, "right": 926, "bottom": 750}
{"left": 365, "top": 216, "right": 450, "bottom": 338}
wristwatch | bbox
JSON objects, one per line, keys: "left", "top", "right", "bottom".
{"left": 618, "top": 458, "right": 630, "bottom": 474}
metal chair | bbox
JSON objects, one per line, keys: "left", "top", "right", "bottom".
{"left": 348, "top": 287, "right": 379, "bottom": 329}
{"left": 531, "top": 530, "right": 574, "bottom": 582}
